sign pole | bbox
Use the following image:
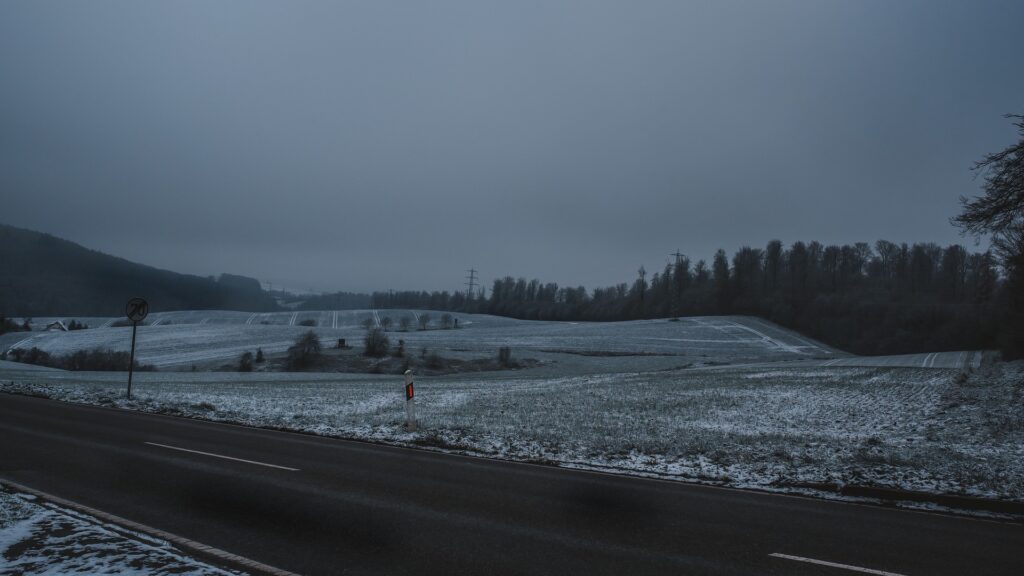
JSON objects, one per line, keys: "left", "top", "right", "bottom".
{"left": 127, "top": 321, "right": 138, "bottom": 399}
{"left": 123, "top": 297, "right": 149, "bottom": 400}
{"left": 404, "top": 369, "right": 416, "bottom": 431}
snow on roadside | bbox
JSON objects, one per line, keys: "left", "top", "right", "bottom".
{"left": 0, "top": 488, "right": 245, "bottom": 575}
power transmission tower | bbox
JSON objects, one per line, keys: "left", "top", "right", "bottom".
{"left": 670, "top": 250, "right": 686, "bottom": 318}
{"left": 465, "top": 268, "right": 478, "bottom": 299}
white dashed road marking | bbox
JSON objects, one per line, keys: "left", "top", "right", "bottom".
{"left": 769, "top": 553, "right": 908, "bottom": 576}
{"left": 145, "top": 442, "right": 300, "bottom": 471}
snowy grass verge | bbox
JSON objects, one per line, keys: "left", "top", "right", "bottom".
{"left": 0, "top": 486, "right": 245, "bottom": 575}
{"left": 2, "top": 361, "right": 1022, "bottom": 514}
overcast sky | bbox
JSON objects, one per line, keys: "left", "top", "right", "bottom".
{"left": 2, "top": 1, "right": 1022, "bottom": 293}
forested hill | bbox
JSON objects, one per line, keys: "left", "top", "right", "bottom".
{"left": 0, "top": 224, "right": 278, "bottom": 316}
{"left": 370, "top": 240, "right": 1006, "bottom": 356}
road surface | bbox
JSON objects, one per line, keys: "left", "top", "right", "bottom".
{"left": 1, "top": 393, "right": 1020, "bottom": 575}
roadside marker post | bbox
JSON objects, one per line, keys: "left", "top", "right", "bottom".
{"left": 125, "top": 297, "right": 149, "bottom": 399}
{"left": 404, "top": 369, "right": 417, "bottom": 431}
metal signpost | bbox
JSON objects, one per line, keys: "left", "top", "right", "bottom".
{"left": 125, "top": 297, "right": 148, "bottom": 399}
{"left": 404, "top": 369, "right": 416, "bottom": 431}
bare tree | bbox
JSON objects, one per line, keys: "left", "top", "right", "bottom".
{"left": 238, "top": 351, "right": 254, "bottom": 372}
{"left": 955, "top": 114, "right": 1024, "bottom": 357}
{"left": 954, "top": 114, "right": 1024, "bottom": 261}
{"left": 418, "top": 313, "right": 431, "bottom": 330}
{"left": 286, "top": 331, "right": 322, "bottom": 370}
{"left": 363, "top": 327, "right": 389, "bottom": 357}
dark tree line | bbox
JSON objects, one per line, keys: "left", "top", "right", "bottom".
{"left": 0, "top": 315, "right": 31, "bottom": 335}
{"left": 6, "top": 347, "right": 155, "bottom": 372}
{"left": 295, "top": 291, "right": 371, "bottom": 310}
{"left": 370, "top": 240, "right": 1005, "bottom": 356}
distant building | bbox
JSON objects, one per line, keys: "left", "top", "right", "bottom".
{"left": 45, "top": 321, "right": 67, "bottom": 332}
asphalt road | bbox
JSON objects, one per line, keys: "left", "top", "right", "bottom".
{"left": 1, "top": 393, "right": 1021, "bottom": 576}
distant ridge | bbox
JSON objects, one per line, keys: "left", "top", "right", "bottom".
{"left": 0, "top": 223, "right": 279, "bottom": 316}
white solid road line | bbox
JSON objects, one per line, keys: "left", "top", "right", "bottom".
{"left": 144, "top": 442, "right": 300, "bottom": 471}
{"left": 769, "top": 553, "right": 907, "bottom": 576}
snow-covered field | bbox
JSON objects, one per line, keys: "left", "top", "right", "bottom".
{"left": 3, "top": 311, "right": 840, "bottom": 370}
{"left": 0, "top": 487, "right": 243, "bottom": 575}
{"left": 2, "top": 310, "right": 980, "bottom": 371}
{"left": 2, "top": 357, "right": 1020, "bottom": 507}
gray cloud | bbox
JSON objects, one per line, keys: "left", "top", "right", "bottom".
{"left": 2, "top": 0, "right": 1022, "bottom": 293}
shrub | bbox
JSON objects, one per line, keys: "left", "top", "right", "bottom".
{"left": 498, "top": 346, "right": 513, "bottom": 367}
{"left": 393, "top": 339, "right": 405, "bottom": 358}
{"left": 0, "top": 316, "right": 29, "bottom": 335}
{"left": 399, "top": 317, "right": 412, "bottom": 331}
{"left": 298, "top": 319, "right": 317, "bottom": 327}
{"left": 239, "top": 351, "right": 254, "bottom": 372}
{"left": 363, "top": 327, "right": 389, "bottom": 357}
{"left": 441, "top": 313, "right": 453, "bottom": 329}
{"left": 286, "top": 330, "right": 322, "bottom": 370}
{"left": 255, "top": 348, "right": 265, "bottom": 363}
{"left": 426, "top": 351, "right": 444, "bottom": 369}
{"left": 9, "top": 347, "right": 155, "bottom": 371}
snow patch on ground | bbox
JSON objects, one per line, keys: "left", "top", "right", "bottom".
{"left": 0, "top": 488, "right": 244, "bottom": 575}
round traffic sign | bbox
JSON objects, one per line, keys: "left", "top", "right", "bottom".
{"left": 125, "top": 297, "right": 149, "bottom": 323}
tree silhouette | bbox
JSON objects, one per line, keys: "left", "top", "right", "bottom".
{"left": 955, "top": 114, "right": 1024, "bottom": 357}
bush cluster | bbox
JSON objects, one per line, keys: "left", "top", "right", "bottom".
{"left": 285, "top": 331, "right": 322, "bottom": 370}
{"left": 6, "top": 347, "right": 155, "bottom": 372}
